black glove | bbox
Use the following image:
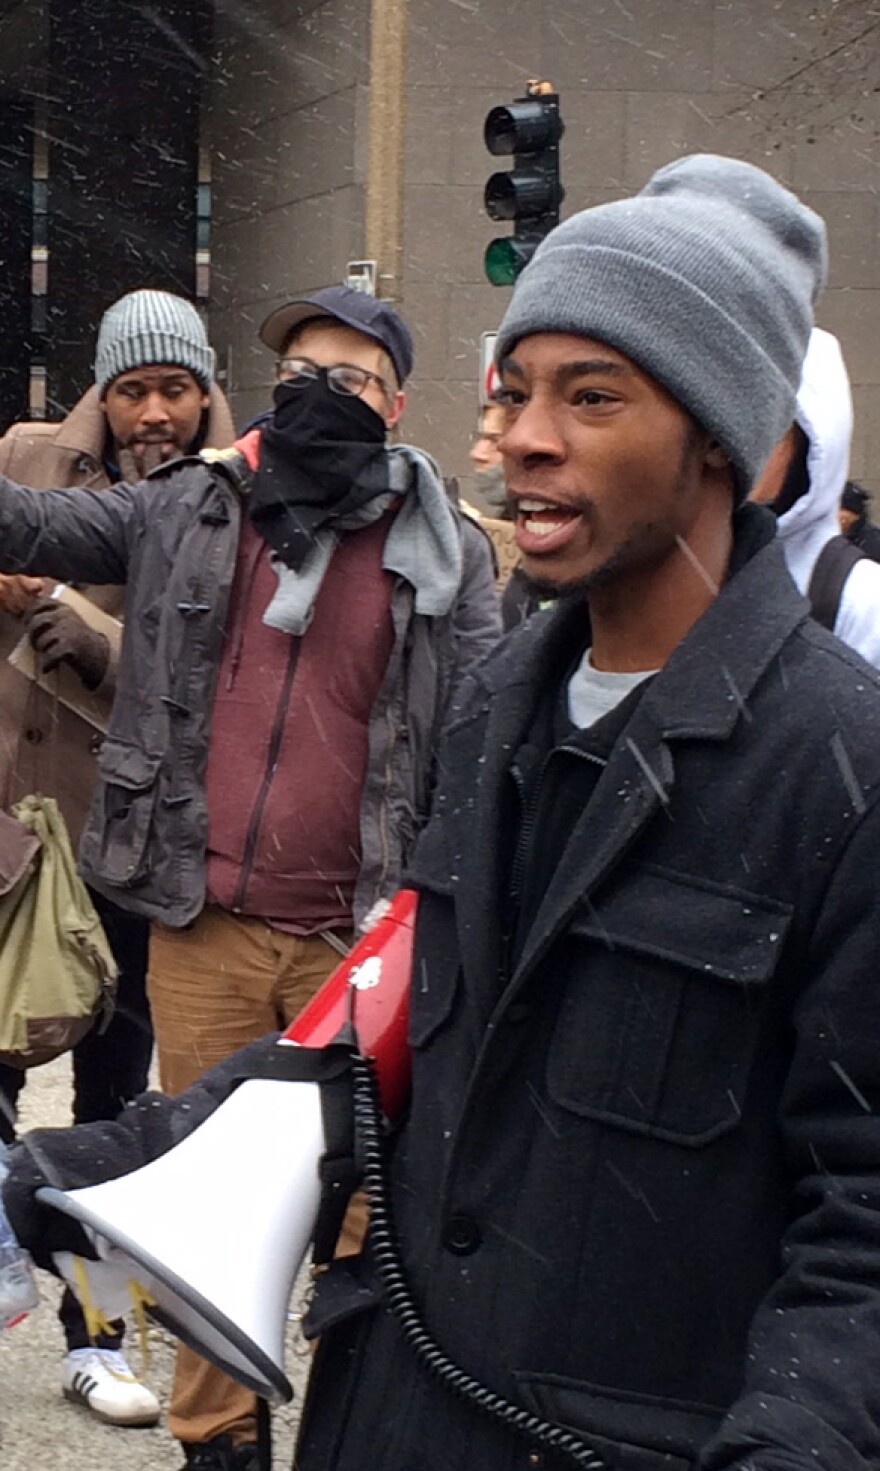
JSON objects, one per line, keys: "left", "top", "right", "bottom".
{"left": 28, "top": 599, "right": 110, "bottom": 692}
{"left": 3, "top": 1131, "right": 102, "bottom": 1271}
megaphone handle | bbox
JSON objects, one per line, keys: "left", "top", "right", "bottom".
{"left": 257, "top": 1397, "right": 272, "bottom": 1471}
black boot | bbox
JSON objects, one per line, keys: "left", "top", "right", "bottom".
{"left": 180, "top": 1437, "right": 259, "bottom": 1470}
{"left": 233, "top": 1445, "right": 261, "bottom": 1471}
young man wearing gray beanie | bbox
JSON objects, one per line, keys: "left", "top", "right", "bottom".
{"left": 0, "top": 288, "right": 234, "bottom": 1430}
{"left": 8, "top": 155, "right": 880, "bottom": 1471}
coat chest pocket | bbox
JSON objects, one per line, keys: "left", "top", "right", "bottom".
{"left": 88, "top": 738, "right": 162, "bottom": 887}
{"left": 547, "top": 865, "right": 791, "bottom": 1146}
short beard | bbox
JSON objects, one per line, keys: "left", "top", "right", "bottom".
{"left": 523, "top": 423, "right": 706, "bottom": 600}
{"left": 525, "top": 522, "right": 669, "bottom": 601}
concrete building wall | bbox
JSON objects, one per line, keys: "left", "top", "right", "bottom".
{"left": 210, "top": 0, "right": 880, "bottom": 499}
{"left": 208, "top": 0, "right": 370, "bottom": 428}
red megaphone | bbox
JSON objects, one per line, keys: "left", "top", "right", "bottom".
{"left": 284, "top": 887, "right": 416, "bottom": 1120}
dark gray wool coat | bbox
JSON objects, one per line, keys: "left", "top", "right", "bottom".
{"left": 0, "top": 453, "right": 501, "bottom": 928}
{"left": 9, "top": 507, "right": 880, "bottom": 1471}
{"left": 295, "top": 505, "right": 880, "bottom": 1471}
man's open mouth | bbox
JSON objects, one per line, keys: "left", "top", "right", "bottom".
{"left": 513, "top": 497, "right": 583, "bottom": 557}
{"left": 515, "top": 497, "right": 580, "bottom": 538}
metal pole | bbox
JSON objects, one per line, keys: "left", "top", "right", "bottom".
{"left": 365, "top": 0, "right": 408, "bottom": 301}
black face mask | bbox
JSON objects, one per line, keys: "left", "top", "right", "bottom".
{"left": 249, "top": 373, "right": 391, "bottom": 569}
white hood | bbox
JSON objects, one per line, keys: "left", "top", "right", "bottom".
{"left": 776, "top": 326, "right": 852, "bottom": 591}
{"left": 777, "top": 326, "right": 880, "bottom": 671}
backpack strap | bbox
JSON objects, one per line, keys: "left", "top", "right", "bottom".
{"left": 807, "top": 535, "right": 865, "bottom": 631}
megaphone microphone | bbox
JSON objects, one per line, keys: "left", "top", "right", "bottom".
{"left": 37, "top": 889, "right": 417, "bottom": 1403}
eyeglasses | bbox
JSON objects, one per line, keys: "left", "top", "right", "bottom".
{"left": 276, "top": 356, "right": 392, "bottom": 401}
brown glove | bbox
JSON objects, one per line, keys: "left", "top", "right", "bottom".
{"left": 28, "top": 599, "right": 110, "bottom": 691}
{"left": 117, "top": 442, "right": 170, "bottom": 482}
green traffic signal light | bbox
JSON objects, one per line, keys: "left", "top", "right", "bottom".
{"left": 484, "top": 236, "right": 539, "bottom": 287}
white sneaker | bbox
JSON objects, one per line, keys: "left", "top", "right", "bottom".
{"left": 62, "top": 1347, "right": 161, "bottom": 1427}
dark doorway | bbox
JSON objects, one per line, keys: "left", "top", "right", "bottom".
{"left": 46, "top": 0, "right": 210, "bottom": 412}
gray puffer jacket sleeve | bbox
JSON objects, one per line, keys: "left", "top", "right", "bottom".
{"left": 452, "top": 517, "right": 503, "bottom": 685}
{"left": 0, "top": 475, "right": 139, "bottom": 585}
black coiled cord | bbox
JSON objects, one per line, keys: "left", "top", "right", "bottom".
{"left": 350, "top": 1054, "right": 608, "bottom": 1471}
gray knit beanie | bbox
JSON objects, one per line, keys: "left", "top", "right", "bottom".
{"left": 94, "top": 290, "right": 215, "bottom": 395}
{"left": 495, "top": 154, "right": 827, "bottom": 499}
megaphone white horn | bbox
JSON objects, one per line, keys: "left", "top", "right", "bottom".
{"left": 37, "top": 889, "right": 417, "bottom": 1403}
{"left": 40, "top": 1076, "right": 324, "bottom": 1400}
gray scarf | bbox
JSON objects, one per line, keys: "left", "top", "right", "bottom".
{"left": 262, "top": 445, "right": 462, "bottom": 637}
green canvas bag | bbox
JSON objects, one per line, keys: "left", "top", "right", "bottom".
{"left": 0, "top": 795, "right": 117, "bottom": 1069}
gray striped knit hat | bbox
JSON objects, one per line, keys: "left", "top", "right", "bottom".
{"left": 94, "top": 290, "right": 215, "bottom": 395}
{"left": 495, "top": 154, "right": 827, "bottom": 500}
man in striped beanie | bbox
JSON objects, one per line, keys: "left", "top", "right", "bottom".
{"left": 94, "top": 288, "right": 215, "bottom": 408}
{"left": 0, "top": 288, "right": 234, "bottom": 1431}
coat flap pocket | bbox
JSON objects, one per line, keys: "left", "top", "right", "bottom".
{"left": 549, "top": 867, "right": 792, "bottom": 1143}
{"left": 573, "top": 864, "right": 791, "bottom": 983}
{"left": 87, "top": 741, "right": 161, "bottom": 888}
{"left": 405, "top": 812, "right": 456, "bottom": 897}
{"left": 516, "top": 1372, "right": 722, "bottom": 1469}
{"left": 96, "top": 738, "right": 161, "bottom": 791}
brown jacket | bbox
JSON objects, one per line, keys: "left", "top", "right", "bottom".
{"left": 0, "top": 384, "right": 235, "bottom": 843}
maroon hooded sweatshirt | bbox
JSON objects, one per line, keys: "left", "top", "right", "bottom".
{"left": 203, "top": 434, "right": 396, "bottom": 932}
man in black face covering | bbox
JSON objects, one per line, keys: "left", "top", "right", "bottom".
{"left": 0, "top": 285, "right": 501, "bottom": 1471}
{"left": 249, "top": 308, "right": 406, "bottom": 576}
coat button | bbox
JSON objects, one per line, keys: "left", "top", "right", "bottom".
{"left": 442, "top": 1213, "right": 482, "bottom": 1256}
{"left": 24, "top": 727, "right": 43, "bottom": 745}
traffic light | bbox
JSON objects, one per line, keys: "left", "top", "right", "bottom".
{"left": 483, "top": 83, "right": 564, "bottom": 287}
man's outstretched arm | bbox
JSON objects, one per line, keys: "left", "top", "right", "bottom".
{"left": 0, "top": 476, "right": 138, "bottom": 586}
